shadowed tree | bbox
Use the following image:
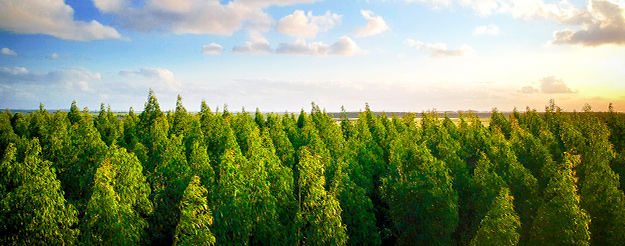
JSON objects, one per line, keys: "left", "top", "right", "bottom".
{"left": 469, "top": 188, "right": 520, "bottom": 246}
{"left": 529, "top": 154, "right": 590, "bottom": 246}
{"left": 382, "top": 133, "right": 458, "bottom": 246}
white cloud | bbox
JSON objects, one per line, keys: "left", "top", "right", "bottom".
{"left": 404, "top": 0, "right": 625, "bottom": 46}
{"left": 0, "top": 67, "right": 29, "bottom": 76}
{"left": 276, "top": 10, "right": 342, "bottom": 39}
{"left": 120, "top": 67, "right": 181, "bottom": 90}
{"left": 355, "top": 10, "right": 390, "bottom": 37}
{"left": 331, "top": 36, "right": 364, "bottom": 56}
{"left": 276, "top": 37, "right": 364, "bottom": 56}
{"left": 276, "top": 39, "right": 330, "bottom": 56}
{"left": 90, "top": 0, "right": 322, "bottom": 36}
{"left": 232, "top": 33, "right": 273, "bottom": 55}
{"left": 473, "top": 24, "right": 500, "bottom": 35}
{"left": 48, "top": 67, "right": 101, "bottom": 92}
{"left": 202, "top": 43, "right": 224, "bottom": 55}
{"left": 0, "top": 0, "right": 123, "bottom": 41}
{"left": 407, "top": 39, "right": 474, "bottom": 57}
{"left": 520, "top": 85, "right": 539, "bottom": 94}
{"left": 48, "top": 53, "right": 70, "bottom": 59}
{"left": 550, "top": 0, "right": 625, "bottom": 46}
{"left": 0, "top": 66, "right": 100, "bottom": 92}
{"left": 540, "top": 76, "right": 577, "bottom": 94}
{"left": 1, "top": 48, "right": 17, "bottom": 56}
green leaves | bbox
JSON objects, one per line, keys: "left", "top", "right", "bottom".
{"left": 470, "top": 188, "right": 520, "bottom": 246}
{"left": 1, "top": 140, "right": 79, "bottom": 245}
{"left": 174, "top": 176, "right": 215, "bottom": 246}
{"left": 3, "top": 97, "right": 625, "bottom": 246}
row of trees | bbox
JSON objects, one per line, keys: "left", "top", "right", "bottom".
{"left": 1, "top": 91, "right": 625, "bottom": 245}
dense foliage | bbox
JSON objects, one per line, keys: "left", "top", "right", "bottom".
{"left": 1, "top": 93, "right": 625, "bottom": 245}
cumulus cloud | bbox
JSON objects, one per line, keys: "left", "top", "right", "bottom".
{"left": 406, "top": 39, "right": 474, "bottom": 57}
{"left": 202, "top": 43, "right": 224, "bottom": 55}
{"left": 276, "top": 10, "right": 342, "bottom": 39}
{"left": 276, "top": 36, "right": 363, "bottom": 56}
{"left": 232, "top": 34, "right": 273, "bottom": 55}
{"left": 539, "top": 76, "right": 577, "bottom": 94}
{"left": 90, "top": 0, "right": 321, "bottom": 36}
{"left": 404, "top": 0, "right": 625, "bottom": 46}
{"left": 520, "top": 76, "right": 578, "bottom": 94}
{"left": 0, "top": 66, "right": 100, "bottom": 92}
{"left": 1, "top": 48, "right": 17, "bottom": 56}
{"left": 330, "top": 36, "right": 364, "bottom": 56}
{"left": 520, "top": 86, "right": 539, "bottom": 94}
{"left": 473, "top": 24, "right": 500, "bottom": 35}
{"left": 276, "top": 39, "right": 330, "bottom": 56}
{"left": 0, "top": 0, "right": 122, "bottom": 41}
{"left": 355, "top": 10, "right": 390, "bottom": 37}
{"left": 551, "top": 0, "right": 625, "bottom": 46}
{"left": 120, "top": 67, "right": 181, "bottom": 90}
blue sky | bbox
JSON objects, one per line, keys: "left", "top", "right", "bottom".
{"left": 1, "top": 0, "right": 625, "bottom": 112}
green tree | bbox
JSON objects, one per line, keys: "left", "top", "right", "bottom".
{"left": 333, "top": 169, "right": 381, "bottom": 246}
{"left": 266, "top": 113, "right": 296, "bottom": 168}
{"left": 174, "top": 176, "right": 216, "bottom": 246}
{"left": 469, "top": 153, "right": 508, "bottom": 245}
{"left": 469, "top": 188, "right": 520, "bottom": 246}
{"left": 0, "top": 140, "right": 79, "bottom": 245}
{"left": 295, "top": 148, "right": 348, "bottom": 245}
{"left": 382, "top": 133, "right": 458, "bottom": 245}
{"left": 148, "top": 134, "right": 192, "bottom": 245}
{"left": 68, "top": 100, "right": 82, "bottom": 125}
{"left": 94, "top": 104, "right": 123, "bottom": 146}
{"left": 80, "top": 158, "right": 148, "bottom": 245}
{"left": 561, "top": 107, "right": 625, "bottom": 245}
{"left": 212, "top": 148, "right": 255, "bottom": 244}
{"left": 529, "top": 154, "right": 590, "bottom": 246}
{"left": 59, "top": 110, "right": 108, "bottom": 215}
{"left": 489, "top": 108, "right": 511, "bottom": 139}
{"left": 0, "top": 110, "right": 19, "bottom": 158}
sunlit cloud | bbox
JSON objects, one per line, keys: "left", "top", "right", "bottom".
{"left": 355, "top": 10, "right": 389, "bottom": 37}
{"left": 90, "top": 0, "right": 323, "bottom": 36}
{"left": 473, "top": 24, "right": 500, "bottom": 36}
{"left": 551, "top": 0, "right": 625, "bottom": 46}
{"left": 330, "top": 36, "right": 364, "bottom": 56}
{"left": 403, "top": 0, "right": 625, "bottom": 46}
{"left": 539, "top": 76, "right": 577, "bottom": 94}
{"left": 0, "top": 0, "right": 122, "bottom": 41}
{"left": 119, "top": 67, "right": 181, "bottom": 90}
{"left": 406, "top": 39, "right": 474, "bottom": 57}
{"left": 202, "top": 43, "right": 224, "bottom": 55}
{"left": 0, "top": 66, "right": 100, "bottom": 92}
{"left": 276, "top": 10, "right": 342, "bottom": 39}
{"left": 232, "top": 33, "right": 273, "bottom": 55}
{"left": 521, "top": 76, "right": 578, "bottom": 94}
{"left": 276, "top": 37, "right": 364, "bottom": 56}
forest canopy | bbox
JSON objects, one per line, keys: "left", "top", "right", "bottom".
{"left": 2, "top": 91, "right": 625, "bottom": 246}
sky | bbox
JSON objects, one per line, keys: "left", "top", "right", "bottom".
{"left": 1, "top": 0, "right": 624, "bottom": 113}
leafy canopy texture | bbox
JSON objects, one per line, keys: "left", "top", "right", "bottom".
{"left": 0, "top": 140, "right": 78, "bottom": 245}
{"left": 1, "top": 92, "right": 625, "bottom": 246}
{"left": 469, "top": 188, "right": 520, "bottom": 246}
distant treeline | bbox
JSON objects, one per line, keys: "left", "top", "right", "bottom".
{"left": 1, "top": 91, "right": 625, "bottom": 246}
